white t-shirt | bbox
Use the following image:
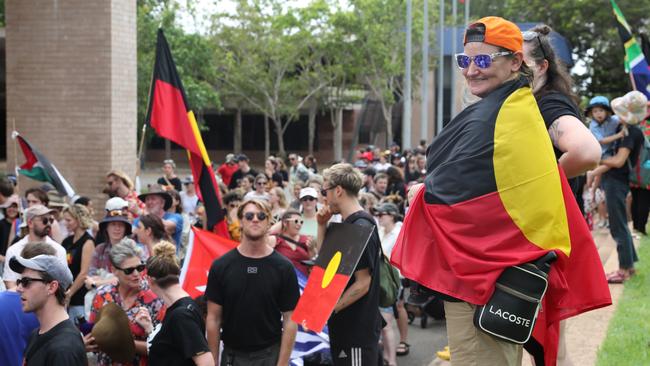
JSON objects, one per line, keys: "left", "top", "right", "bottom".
{"left": 3, "top": 236, "right": 67, "bottom": 282}
{"left": 179, "top": 191, "right": 199, "bottom": 216}
{"left": 378, "top": 221, "right": 403, "bottom": 257}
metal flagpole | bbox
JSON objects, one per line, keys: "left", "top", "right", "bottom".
{"left": 421, "top": 0, "right": 429, "bottom": 142}
{"left": 436, "top": 0, "right": 445, "bottom": 135}
{"left": 403, "top": 0, "right": 413, "bottom": 150}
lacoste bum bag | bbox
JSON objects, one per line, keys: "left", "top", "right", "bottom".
{"left": 473, "top": 251, "right": 557, "bottom": 344}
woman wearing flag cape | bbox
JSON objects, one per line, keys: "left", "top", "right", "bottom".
{"left": 390, "top": 17, "right": 611, "bottom": 366}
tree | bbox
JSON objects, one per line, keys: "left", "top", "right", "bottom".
{"left": 212, "top": 0, "right": 331, "bottom": 157}
{"left": 471, "top": 0, "right": 650, "bottom": 100}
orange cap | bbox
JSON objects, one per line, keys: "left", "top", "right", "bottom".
{"left": 463, "top": 16, "right": 523, "bottom": 53}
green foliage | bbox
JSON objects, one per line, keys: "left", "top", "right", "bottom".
{"left": 137, "top": 0, "right": 220, "bottom": 145}
{"left": 597, "top": 237, "right": 650, "bottom": 365}
{"left": 471, "top": 0, "right": 650, "bottom": 99}
{"left": 0, "top": 0, "right": 4, "bottom": 27}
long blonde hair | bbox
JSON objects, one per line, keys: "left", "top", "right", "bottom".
{"left": 271, "top": 187, "right": 288, "bottom": 209}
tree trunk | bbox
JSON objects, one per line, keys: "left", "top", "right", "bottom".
{"left": 385, "top": 105, "right": 393, "bottom": 147}
{"left": 264, "top": 114, "right": 270, "bottom": 158}
{"left": 333, "top": 108, "right": 343, "bottom": 162}
{"left": 165, "top": 140, "right": 171, "bottom": 159}
{"left": 234, "top": 108, "right": 242, "bottom": 154}
{"left": 308, "top": 104, "right": 317, "bottom": 156}
{"left": 272, "top": 118, "right": 286, "bottom": 158}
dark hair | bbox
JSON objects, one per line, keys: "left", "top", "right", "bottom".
{"left": 524, "top": 24, "right": 578, "bottom": 103}
{"left": 223, "top": 191, "right": 242, "bottom": 206}
{"left": 25, "top": 188, "right": 49, "bottom": 206}
{"left": 167, "top": 189, "right": 182, "bottom": 214}
{"left": 74, "top": 196, "right": 91, "bottom": 206}
{"left": 385, "top": 166, "right": 404, "bottom": 184}
{"left": 22, "top": 241, "right": 66, "bottom": 304}
{"left": 41, "top": 271, "right": 67, "bottom": 305}
{"left": 0, "top": 178, "right": 14, "bottom": 197}
{"left": 139, "top": 214, "right": 170, "bottom": 241}
{"left": 146, "top": 242, "right": 180, "bottom": 289}
{"left": 280, "top": 209, "right": 302, "bottom": 231}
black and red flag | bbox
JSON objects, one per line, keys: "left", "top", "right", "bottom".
{"left": 391, "top": 77, "right": 611, "bottom": 365}
{"left": 292, "top": 223, "right": 373, "bottom": 332}
{"left": 146, "top": 29, "right": 229, "bottom": 237}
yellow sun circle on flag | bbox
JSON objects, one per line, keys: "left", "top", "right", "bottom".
{"left": 322, "top": 251, "right": 342, "bottom": 288}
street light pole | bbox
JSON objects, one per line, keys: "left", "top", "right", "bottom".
{"left": 403, "top": 0, "right": 413, "bottom": 149}
{"left": 420, "top": 0, "right": 429, "bottom": 142}
{"left": 436, "top": 0, "right": 444, "bottom": 135}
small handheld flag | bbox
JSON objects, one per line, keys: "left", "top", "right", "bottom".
{"left": 292, "top": 223, "right": 373, "bottom": 333}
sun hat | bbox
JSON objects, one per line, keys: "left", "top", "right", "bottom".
{"left": 91, "top": 303, "right": 136, "bottom": 363}
{"left": 138, "top": 184, "right": 172, "bottom": 211}
{"left": 9, "top": 254, "right": 74, "bottom": 289}
{"left": 106, "top": 170, "right": 134, "bottom": 191}
{"left": 0, "top": 194, "right": 20, "bottom": 209}
{"left": 464, "top": 16, "right": 523, "bottom": 53}
{"left": 611, "top": 91, "right": 649, "bottom": 125}
{"left": 585, "top": 96, "right": 613, "bottom": 115}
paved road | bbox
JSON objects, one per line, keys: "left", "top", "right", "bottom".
{"left": 391, "top": 304, "right": 448, "bottom": 366}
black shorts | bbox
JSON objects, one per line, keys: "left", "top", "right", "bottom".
{"left": 330, "top": 344, "right": 379, "bottom": 366}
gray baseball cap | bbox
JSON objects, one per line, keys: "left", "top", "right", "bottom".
{"left": 10, "top": 254, "right": 73, "bottom": 290}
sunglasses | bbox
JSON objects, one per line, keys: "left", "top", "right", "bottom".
{"left": 320, "top": 186, "right": 335, "bottom": 196}
{"left": 243, "top": 211, "right": 268, "bottom": 221}
{"left": 256, "top": 181, "right": 268, "bottom": 186}
{"left": 301, "top": 197, "right": 316, "bottom": 202}
{"left": 455, "top": 51, "right": 512, "bottom": 69}
{"left": 107, "top": 209, "right": 127, "bottom": 217}
{"left": 40, "top": 216, "right": 55, "bottom": 225}
{"left": 16, "top": 276, "right": 48, "bottom": 288}
{"left": 287, "top": 218, "right": 304, "bottom": 225}
{"left": 116, "top": 263, "right": 145, "bottom": 275}
{"left": 522, "top": 31, "right": 547, "bottom": 61}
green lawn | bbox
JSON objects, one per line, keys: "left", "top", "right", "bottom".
{"left": 596, "top": 236, "right": 650, "bottom": 366}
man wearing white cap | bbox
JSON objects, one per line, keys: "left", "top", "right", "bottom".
{"left": 10, "top": 252, "right": 86, "bottom": 365}
{"left": 3, "top": 205, "right": 66, "bottom": 290}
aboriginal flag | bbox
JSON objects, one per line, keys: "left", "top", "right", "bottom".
{"left": 146, "top": 29, "right": 229, "bottom": 237}
{"left": 292, "top": 223, "right": 374, "bottom": 333}
{"left": 390, "top": 77, "right": 611, "bottom": 365}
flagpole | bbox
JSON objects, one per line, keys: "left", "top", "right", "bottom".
{"left": 629, "top": 72, "right": 638, "bottom": 91}
{"left": 11, "top": 120, "right": 20, "bottom": 195}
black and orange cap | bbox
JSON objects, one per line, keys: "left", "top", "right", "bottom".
{"left": 464, "top": 16, "right": 523, "bottom": 53}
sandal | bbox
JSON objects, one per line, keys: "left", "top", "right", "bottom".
{"left": 396, "top": 342, "right": 410, "bottom": 356}
{"left": 607, "top": 272, "right": 629, "bottom": 284}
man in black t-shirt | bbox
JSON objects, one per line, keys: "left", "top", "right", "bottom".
{"left": 206, "top": 199, "right": 299, "bottom": 365}
{"left": 317, "top": 163, "right": 382, "bottom": 366}
{"left": 10, "top": 248, "right": 86, "bottom": 366}
{"left": 228, "top": 154, "right": 259, "bottom": 190}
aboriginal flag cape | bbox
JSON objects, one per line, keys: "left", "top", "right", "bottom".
{"left": 292, "top": 222, "right": 374, "bottom": 332}
{"left": 391, "top": 77, "right": 611, "bottom": 365}
{"left": 146, "top": 29, "right": 229, "bottom": 237}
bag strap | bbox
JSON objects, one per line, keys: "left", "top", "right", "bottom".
{"left": 348, "top": 211, "right": 387, "bottom": 259}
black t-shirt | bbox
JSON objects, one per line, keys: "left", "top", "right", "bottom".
{"left": 327, "top": 211, "right": 382, "bottom": 348}
{"left": 24, "top": 319, "right": 87, "bottom": 366}
{"left": 62, "top": 232, "right": 95, "bottom": 306}
{"left": 537, "top": 91, "right": 582, "bottom": 161}
{"left": 605, "top": 124, "right": 644, "bottom": 182}
{"left": 157, "top": 176, "right": 183, "bottom": 192}
{"left": 205, "top": 249, "right": 299, "bottom": 351}
{"left": 228, "top": 168, "right": 260, "bottom": 189}
{"left": 0, "top": 218, "right": 13, "bottom": 257}
{"left": 149, "top": 297, "right": 210, "bottom": 366}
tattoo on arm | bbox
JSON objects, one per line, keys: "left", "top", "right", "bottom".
{"left": 548, "top": 119, "right": 564, "bottom": 147}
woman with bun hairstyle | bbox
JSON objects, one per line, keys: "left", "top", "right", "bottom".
{"left": 136, "top": 241, "right": 214, "bottom": 366}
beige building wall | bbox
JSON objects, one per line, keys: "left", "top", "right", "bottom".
{"left": 5, "top": 0, "right": 137, "bottom": 210}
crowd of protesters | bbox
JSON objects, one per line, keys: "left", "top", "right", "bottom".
{"left": 0, "top": 19, "right": 649, "bottom": 366}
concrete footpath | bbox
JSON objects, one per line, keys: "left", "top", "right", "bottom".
{"left": 430, "top": 226, "right": 633, "bottom": 366}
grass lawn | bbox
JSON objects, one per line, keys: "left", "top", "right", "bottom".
{"left": 596, "top": 235, "right": 650, "bottom": 366}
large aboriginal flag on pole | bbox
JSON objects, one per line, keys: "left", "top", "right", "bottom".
{"left": 180, "top": 227, "right": 238, "bottom": 298}
{"left": 611, "top": 0, "right": 650, "bottom": 99}
{"left": 292, "top": 223, "right": 374, "bottom": 332}
{"left": 390, "top": 78, "right": 611, "bottom": 366}
{"left": 146, "top": 29, "right": 229, "bottom": 237}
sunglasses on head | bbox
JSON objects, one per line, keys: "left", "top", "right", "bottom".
{"left": 522, "top": 31, "right": 547, "bottom": 61}
{"left": 107, "top": 209, "right": 127, "bottom": 217}
{"left": 301, "top": 196, "right": 316, "bottom": 202}
{"left": 243, "top": 211, "right": 268, "bottom": 221}
{"left": 455, "top": 51, "right": 512, "bottom": 69}
{"left": 16, "top": 276, "right": 48, "bottom": 288}
{"left": 116, "top": 263, "right": 145, "bottom": 275}
{"left": 40, "top": 216, "right": 54, "bottom": 225}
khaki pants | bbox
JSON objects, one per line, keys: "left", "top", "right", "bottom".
{"left": 444, "top": 301, "right": 523, "bottom": 366}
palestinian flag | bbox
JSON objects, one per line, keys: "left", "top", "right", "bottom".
{"left": 390, "top": 78, "right": 611, "bottom": 365}
{"left": 146, "top": 29, "right": 229, "bottom": 237}
{"left": 180, "top": 227, "right": 238, "bottom": 298}
{"left": 611, "top": 0, "right": 650, "bottom": 98}
{"left": 292, "top": 223, "right": 374, "bottom": 333}
{"left": 13, "top": 132, "right": 76, "bottom": 198}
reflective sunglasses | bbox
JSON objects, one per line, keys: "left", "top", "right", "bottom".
{"left": 455, "top": 51, "right": 512, "bottom": 69}
{"left": 243, "top": 211, "right": 268, "bottom": 221}
{"left": 116, "top": 263, "right": 145, "bottom": 275}
{"left": 40, "top": 216, "right": 55, "bottom": 225}
{"left": 522, "top": 31, "right": 547, "bottom": 61}
{"left": 107, "top": 209, "right": 127, "bottom": 217}
{"left": 17, "top": 276, "right": 48, "bottom": 288}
